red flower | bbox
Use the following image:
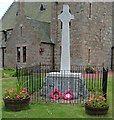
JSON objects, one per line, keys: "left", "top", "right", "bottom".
{"left": 96, "top": 99, "right": 99, "bottom": 102}
{"left": 99, "top": 96, "right": 106, "bottom": 101}
{"left": 86, "top": 102, "right": 90, "bottom": 105}
{"left": 25, "top": 93, "right": 29, "bottom": 97}
{"left": 22, "top": 90, "right": 25, "bottom": 93}
{"left": 89, "top": 95, "right": 94, "bottom": 101}
{"left": 9, "top": 90, "right": 13, "bottom": 94}
{"left": 16, "top": 95, "right": 21, "bottom": 100}
{"left": 20, "top": 92, "right": 23, "bottom": 94}
{"left": 86, "top": 95, "right": 108, "bottom": 108}
{"left": 4, "top": 88, "right": 8, "bottom": 91}
{"left": 23, "top": 88, "right": 27, "bottom": 91}
{"left": 102, "top": 97, "right": 106, "bottom": 101}
{"left": 12, "top": 88, "right": 16, "bottom": 91}
{"left": 99, "top": 96, "right": 103, "bottom": 99}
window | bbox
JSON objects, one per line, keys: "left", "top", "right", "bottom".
{"left": 16, "top": 11, "right": 18, "bottom": 16}
{"left": 40, "top": 4, "right": 46, "bottom": 11}
{"left": 20, "top": 26, "right": 23, "bottom": 36}
{"left": 3, "top": 30, "right": 7, "bottom": 41}
{"left": 88, "top": 49, "right": 91, "bottom": 63}
{"left": 60, "top": 46, "right": 61, "bottom": 56}
{"left": 23, "top": 46, "right": 26, "bottom": 63}
{"left": 100, "top": 29, "right": 102, "bottom": 42}
{"left": 89, "top": 3, "right": 92, "bottom": 19}
{"left": 17, "top": 47, "right": 20, "bottom": 62}
{"left": 20, "top": 24, "right": 23, "bottom": 36}
{"left": 55, "top": 2, "right": 58, "bottom": 4}
{"left": 2, "top": 47, "right": 6, "bottom": 68}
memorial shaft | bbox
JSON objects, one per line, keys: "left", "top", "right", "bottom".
{"left": 58, "top": 5, "right": 74, "bottom": 72}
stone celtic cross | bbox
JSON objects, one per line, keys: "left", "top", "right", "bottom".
{"left": 58, "top": 5, "right": 74, "bottom": 72}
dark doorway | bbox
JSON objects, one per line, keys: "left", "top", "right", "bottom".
{"left": 2, "top": 47, "right": 6, "bottom": 68}
{"left": 111, "top": 47, "right": 114, "bottom": 71}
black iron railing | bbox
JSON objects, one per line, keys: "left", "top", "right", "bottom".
{"left": 16, "top": 65, "right": 108, "bottom": 104}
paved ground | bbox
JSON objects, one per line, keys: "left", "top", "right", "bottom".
{"left": 108, "top": 71, "right": 113, "bottom": 77}
{"left": 83, "top": 71, "right": 113, "bottom": 79}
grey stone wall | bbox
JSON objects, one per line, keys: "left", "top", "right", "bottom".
{"left": 112, "top": 2, "right": 114, "bottom": 47}
{"left": 4, "top": 16, "right": 52, "bottom": 68}
{"left": 4, "top": 18, "right": 37, "bottom": 67}
{"left": 3, "top": 2, "right": 52, "bottom": 68}
{"left": 51, "top": 2, "right": 112, "bottom": 67}
{"left": 40, "top": 44, "right": 53, "bottom": 66}
{"left": 2, "top": 2, "right": 113, "bottom": 68}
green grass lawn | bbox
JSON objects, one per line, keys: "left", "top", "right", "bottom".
{"left": 0, "top": 67, "right": 16, "bottom": 78}
{"left": 1, "top": 76, "right": 112, "bottom": 118}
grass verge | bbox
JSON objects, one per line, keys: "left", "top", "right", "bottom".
{"left": 1, "top": 76, "right": 112, "bottom": 118}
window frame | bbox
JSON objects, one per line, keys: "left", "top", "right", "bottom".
{"left": 23, "top": 46, "right": 26, "bottom": 63}
{"left": 17, "top": 47, "right": 21, "bottom": 62}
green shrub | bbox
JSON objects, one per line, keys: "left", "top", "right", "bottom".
{"left": 4, "top": 66, "right": 15, "bottom": 71}
{"left": 2, "top": 66, "right": 17, "bottom": 78}
{"left": 85, "top": 65, "right": 96, "bottom": 73}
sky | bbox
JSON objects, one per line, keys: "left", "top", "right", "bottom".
{"left": 0, "top": 0, "right": 14, "bottom": 19}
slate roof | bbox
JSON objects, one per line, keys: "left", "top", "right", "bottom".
{"left": 27, "top": 18, "right": 51, "bottom": 44}
{"left": 2, "top": 2, "right": 18, "bottom": 30}
{"left": 1, "top": 2, "right": 51, "bottom": 30}
{"left": 0, "top": 2, "right": 53, "bottom": 46}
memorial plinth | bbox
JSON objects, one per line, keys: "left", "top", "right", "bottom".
{"left": 41, "top": 72, "right": 88, "bottom": 99}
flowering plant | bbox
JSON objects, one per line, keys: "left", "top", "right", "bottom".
{"left": 3, "top": 87, "right": 29, "bottom": 100}
{"left": 3, "top": 80, "right": 30, "bottom": 100}
{"left": 86, "top": 95, "right": 108, "bottom": 108}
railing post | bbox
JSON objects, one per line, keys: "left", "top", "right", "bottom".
{"left": 39, "top": 63, "right": 42, "bottom": 89}
{"left": 102, "top": 67, "right": 108, "bottom": 100}
{"left": 16, "top": 64, "right": 19, "bottom": 81}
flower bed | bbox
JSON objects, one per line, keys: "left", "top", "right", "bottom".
{"left": 3, "top": 79, "right": 30, "bottom": 111}
{"left": 3, "top": 97, "right": 30, "bottom": 111}
{"left": 85, "top": 95, "right": 109, "bottom": 115}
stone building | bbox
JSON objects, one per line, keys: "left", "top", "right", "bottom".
{"left": 51, "top": 2, "right": 112, "bottom": 68}
{"left": 0, "top": 2, "right": 113, "bottom": 70}
{"left": 0, "top": 2, "right": 54, "bottom": 69}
